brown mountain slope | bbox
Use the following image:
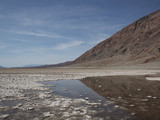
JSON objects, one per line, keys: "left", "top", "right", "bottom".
{"left": 72, "top": 10, "right": 160, "bottom": 67}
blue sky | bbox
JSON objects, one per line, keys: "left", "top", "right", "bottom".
{"left": 0, "top": 0, "right": 160, "bottom": 67}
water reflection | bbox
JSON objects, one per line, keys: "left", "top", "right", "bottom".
{"left": 81, "top": 76, "right": 160, "bottom": 120}
{"left": 42, "top": 80, "right": 105, "bottom": 101}
{"left": 42, "top": 79, "right": 138, "bottom": 120}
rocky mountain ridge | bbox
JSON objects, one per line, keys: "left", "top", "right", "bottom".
{"left": 72, "top": 10, "right": 160, "bottom": 67}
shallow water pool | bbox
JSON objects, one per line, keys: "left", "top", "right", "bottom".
{"left": 42, "top": 79, "right": 138, "bottom": 120}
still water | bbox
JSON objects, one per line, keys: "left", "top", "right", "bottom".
{"left": 42, "top": 80, "right": 105, "bottom": 101}
{"left": 42, "top": 79, "right": 138, "bottom": 120}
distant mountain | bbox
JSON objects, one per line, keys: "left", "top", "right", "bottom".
{"left": 23, "top": 64, "right": 45, "bottom": 68}
{"left": 37, "top": 61, "right": 72, "bottom": 68}
{"left": 0, "top": 66, "right": 5, "bottom": 68}
{"left": 72, "top": 10, "right": 160, "bottom": 67}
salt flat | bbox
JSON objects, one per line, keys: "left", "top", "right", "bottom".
{"left": 0, "top": 68, "right": 159, "bottom": 98}
{"left": 0, "top": 68, "right": 160, "bottom": 120}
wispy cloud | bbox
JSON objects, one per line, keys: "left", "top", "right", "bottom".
{"left": 12, "top": 30, "right": 63, "bottom": 39}
{"left": 54, "top": 41, "right": 84, "bottom": 50}
{"left": 7, "top": 10, "right": 47, "bottom": 26}
{"left": 19, "top": 17, "right": 45, "bottom": 26}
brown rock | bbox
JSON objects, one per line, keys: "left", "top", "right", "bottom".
{"left": 72, "top": 10, "right": 160, "bottom": 67}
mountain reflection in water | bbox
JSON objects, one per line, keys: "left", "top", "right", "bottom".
{"left": 81, "top": 75, "right": 160, "bottom": 120}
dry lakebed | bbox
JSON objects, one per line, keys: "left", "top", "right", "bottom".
{"left": 0, "top": 68, "right": 160, "bottom": 120}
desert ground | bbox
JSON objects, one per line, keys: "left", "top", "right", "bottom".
{"left": 0, "top": 67, "right": 160, "bottom": 120}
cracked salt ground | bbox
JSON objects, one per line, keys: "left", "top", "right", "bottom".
{"left": 1, "top": 73, "right": 154, "bottom": 119}
{"left": 42, "top": 80, "right": 138, "bottom": 119}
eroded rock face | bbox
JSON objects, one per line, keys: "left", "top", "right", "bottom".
{"left": 73, "top": 10, "right": 160, "bottom": 67}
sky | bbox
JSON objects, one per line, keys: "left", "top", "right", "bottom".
{"left": 0, "top": 0, "right": 160, "bottom": 67}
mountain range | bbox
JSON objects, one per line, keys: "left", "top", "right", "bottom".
{"left": 71, "top": 10, "right": 160, "bottom": 67}
{"left": 0, "top": 66, "right": 5, "bottom": 68}
{"left": 37, "top": 61, "right": 72, "bottom": 68}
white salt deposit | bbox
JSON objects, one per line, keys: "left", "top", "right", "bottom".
{"left": 146, "top": 77, "right": 160, "bottom": 81}
{"left": 43, "top": 112, "right": 54, "bottom": 117}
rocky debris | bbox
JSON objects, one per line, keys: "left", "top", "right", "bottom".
{"left": 39, "top": 92, "right": 52, "bottom": 99}
{"left": 114, "top": 105, "right": 119, "bottom": 108}
{"left": 128, "top": 94, "right": 132, "bottom": 97}
{"left": 17, "top": 103, "right": 23, "bottom": 107}
{"left": 27, "top": 107, "right": 34, "bottom": 110}
{"left": 87, "top": 102, "right": 101, "bottom": 105}
{"left": 0, "top": 114, "right": 9, "bottom": 119}
{"left": 85, "top": 97, "right": 89, "bottom": 100}
{"left": 84, "top": 115, "right": 92, "bottom": 119}
{"left": 129, "top": 104, "right": 135, "bottom": 107}
{"left": 99, "top": 85, "right": 102, "bottom": 88}
{"left": 137, "top": 88, "right": 141, "bottom": 91}
{"left": 43, "top": 112, "right": 54, "bottom": 117}
{"left": 139, "top": 106, "right": 148, "bottom": 112}
{"left": 153, "top": 96, "right": 157, "bottom": 99}
{"left": 131, "top": 113, "right": 136, "bottom": 116}
{"left": 94, "top": 105, "right": 98, "bottom": 108}
{"left": 147, "top": 95, "right": 152, "bottom": 98}
{"left": 63, "top": 89, "right": 68, "bottom": 91}
{"left": 98, "top": 99, "right": 102, "bottom": 102}
{"left": 141, "top": 99, "right": 148, "bottom": 102}
{"left": 118, "top": 96, "right": 122, "bottom": 99}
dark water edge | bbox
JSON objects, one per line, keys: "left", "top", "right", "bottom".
{"left": 42, "top": 79, "right": 139, "bottom": 120}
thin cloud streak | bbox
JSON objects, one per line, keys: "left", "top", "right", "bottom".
{"left": 13, "top": 30, "right": 63, "bottom": 39}
{"left": 20, "top": 17, "right": 45, "bottom": 26}
{"left": 6, "top": 11, "right": 47, "bottom": 26}
{"left": 54, "top": 41, "right": 84, "bottom": 50}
